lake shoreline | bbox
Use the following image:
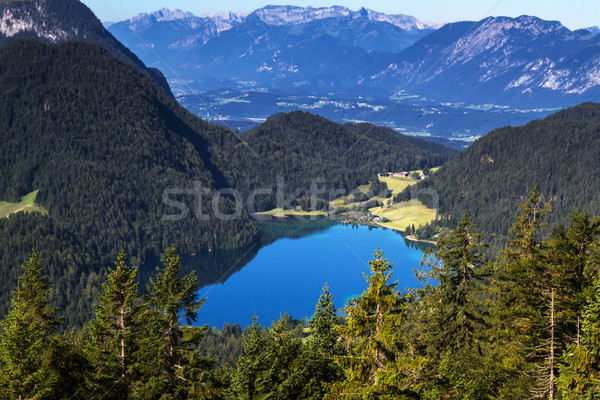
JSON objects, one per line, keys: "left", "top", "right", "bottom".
{"left": 373, "top": 222, "right": 438, "bottom": 245}
{"left": 342, "top": 220, "right": 437, "bottom": 246}
{"left": 194, "top": 221, "right": 427, "bottom": 328}
{"left": 250, "top": 212, "right": 438, "bottom": 246}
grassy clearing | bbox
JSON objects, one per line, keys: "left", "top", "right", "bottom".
{"left": 329, "top": 183, "right": 380, "bottom": 208}
{"left": 0, "top": 190, "right": 47, "bottom": 218}
{"left": 329, "top": 196, "right": 347, "bottom": 207}
{"left": 369, "top": 200, "right": 436, "bottom": 231}
{"left": 256, "top": 167, "right": 440, "bottom": 225}
{"left": 378, "top": 176, "right": 415, "bottom": 195}
{"left": 253, "top": 208, "right": 328, "bottom": 217}
{"left": 357, "top": 184, "right": 371, "bottom": 193}
{"left": 378, "top": 167, "right": 439, "bottom": 195}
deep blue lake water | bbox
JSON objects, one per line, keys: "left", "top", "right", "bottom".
{"left": 187, "top": 221, "right": 430, "bottom": 328}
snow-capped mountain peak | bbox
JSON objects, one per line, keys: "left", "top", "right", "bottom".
{"left": 354, "top": 7, "right": 436, "bottom": 30}
{"left": 198, "top": 10, "right": 249, "bottom": 25}
{"left": 0, "top": 0, "right": 73, "bottom": 42}
{"left": 127, "top": 8, "right": 197, "bottom": 30}
{"left": 441, "top": 15, "right": 584, "bottom": 66}
{"left": 251, "top": 5, "right": 351, "bottom": 25}
{"left": 251, "top": 5, "right": 432, "bottom": 30}
{"left": 586, "top": 26, "right": 600, "bottom": 36}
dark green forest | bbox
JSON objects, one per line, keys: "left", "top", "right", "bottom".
{"left": 0, "top": 39, "right": 261, "bottom": 324}
{"left": 224, "top": 112, "right": 457, "bottom": 211}
{"left": 0, "top": 39, "right": 260, "bottom": 258}
{"left": 4, "top": 193, "right": 600, "bottom": 399}
{"left": 0, "top": 38, "right": 454, "bottom": 326}
{"left": 405, "top": 102, "right": 600, "bottom": 238}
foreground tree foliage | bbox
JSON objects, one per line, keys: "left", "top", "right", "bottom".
{"left": 227, "top": 288, "right": 345, "bottom": 400}
{"left": 0, "top": 251, "right": 56, "bottom": 399}
{"left": 327, "top": 248, "right": 412, "bottom": 399}
{"left": 5, "top": 192, "right": 600, "bottom": 398}
{"left": 557, "top": 273, "right": 600, "bottom": 398}
{"left": 301, "top": 285, "right": 345, "bottom": 399}
{"left": 88, "top": 251, "right": 143, "bottom": 398}
{"left": 137, "top": 245, "right": 217, "bottom": 399}
{"left": 410, "top": 214, "right": 492, "bottom": 399}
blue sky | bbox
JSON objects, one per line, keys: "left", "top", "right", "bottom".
{"left": 82, "top": 0, "right": 599, "bottom": 30}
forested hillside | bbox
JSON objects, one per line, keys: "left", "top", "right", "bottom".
{"left": 226, "top": 111, "right": 458, "bottom": 210}
{"left": 412, "top": 102, "right": 600, "bottom": 235}
{"left": 0, "top": 213, "right": 103, "bottom": 327}
{"left": 0, "top": 38, "right": 260, "bottom": 258}
{"left": 0, "top": 39, "right": 260, "bottom": 324}
{"left": 0, "top": 0, "right": 173, "bottom": 95}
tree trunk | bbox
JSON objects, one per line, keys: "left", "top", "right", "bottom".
{"left": 120, "top": 303, "right": 126, "bottom": 378}
{"left": 549, "top": 288, "right": 555, "bottom": 400}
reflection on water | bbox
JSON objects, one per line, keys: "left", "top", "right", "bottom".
{"left": 139, "top": 220, "right": 433, "bottom": 328}
{"left": 258, "top": 218, "right": 338, "bottom": 243}
{"left": 173, "top": 221, "right": 432, "bottom": 328}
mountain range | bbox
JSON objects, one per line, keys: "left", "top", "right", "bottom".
{"left": 374, "top": 16, "right": 600, "bottom": 107}
{"left": 107, "top": 5, "right": 600, "bottom": 140}
{"left": 108, "top": 7, "right": 600, "bottom": 106}
{"left": 108, "top": 5, "right": 434, "bottom": 86}
{"left": 109, "top": 5, "right": 434, "bottom": 60}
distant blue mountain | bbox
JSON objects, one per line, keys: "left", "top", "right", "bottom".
{"left": 110, "top": 8, "right": 600, "bottom": 108}
{"left": 108, "top": 5, "right": 435, "bottom": 87}
{"left": 586, "top": 26, "right": 600, "bottom": 35}
{"left": 372, "top": 16, "right": 600, "bottom": 107}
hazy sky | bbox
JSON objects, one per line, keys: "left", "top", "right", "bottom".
{"left": 81, "top": 0, "right": 599, "bottom": 30}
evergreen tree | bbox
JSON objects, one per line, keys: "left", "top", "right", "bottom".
{"left": 226, "top": 316, "right": 269, "bottom": 400}
{"left": 47, "top": 329, "right": 93, "bottom": 400}
{"left": 493, "top": 189, "right": 554, "bottom": 398}
{"left": 549, "top": 209, "right": 600, "bottom": 347}
{"left": 0, "top": 296, "right": 54, "bottom": 399}
{"left": 227, "top": 314, "right": 306, "bottom": 399}
{"left": 0, "top": 251, "right": 59, "bottom": 399}
{"left": 18, "top": 249, "right": 61, "bottom": 331}
{"left": 137, "top": 245, "right": 214, "bottom": 399}
{"left": 558, "top": 273, "right": 600, "bottom": 398}
{"left": 300, "top": 285, "right": 345, "bottom": 399}
{"left": 422, "top": 213, "right": 487, "bottom": 351}
{"left": 88, "top": 251, "right": 143, "bottom": 399}
{"left": 411, "top": 214, "right": 491, "bottom": 399}
{"left": 498, "top": 189, "right": 551, "bottom": 340}
{"left": 261, "top": 316, "right": 304, "bottom": 399}
{"left": 327, "top": 248, "right": 411, "bottom": 399}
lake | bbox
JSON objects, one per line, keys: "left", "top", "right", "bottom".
{"left": 184, "top": 221, "right": 431, "bottom": 329}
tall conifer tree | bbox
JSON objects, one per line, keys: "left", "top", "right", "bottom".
{"left": 226, "top": 316, "right": 269, "bottom": 400}
{"left": 0, "top": 251, "right": 59, "bottom": 399}
{"left": 300, "top": 285, "right": 345, "bottom": 399}
{"left": 89, "top": 251, "right": 142, "bottom": 399}
{"left": 137, "top": 245, "right": 214, "bottom": 399}
{"left": 411, "top": 214, "right": 491, "bottom": 399}
{"left": 327, "top": 248, "right": 410, "bottom": 399}
{"left": 494, "top": 189, "right": 554, "bottom": 398}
